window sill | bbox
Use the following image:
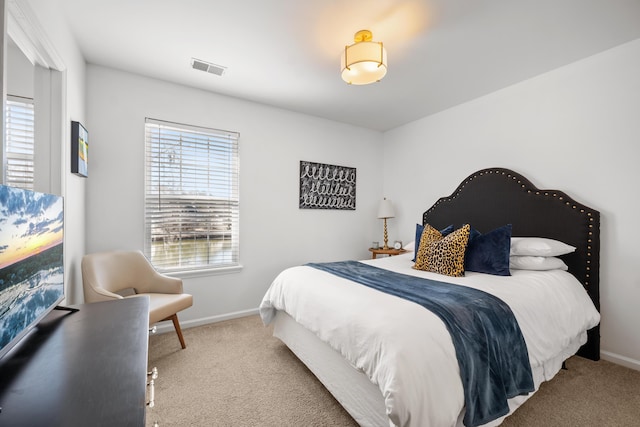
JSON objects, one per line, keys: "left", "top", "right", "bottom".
{"left": 163, "top": 264, "right": 243, "bottom": 279}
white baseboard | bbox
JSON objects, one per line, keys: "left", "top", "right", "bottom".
{"left": 600, "top": 350, "right": 640, "bottom": 371}
{"left": 153, "top": 308, "right": 260, "bottom": 334}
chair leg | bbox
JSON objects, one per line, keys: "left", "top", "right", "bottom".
{"left": 163, "top": 313, "right": 187, "bottom": 349}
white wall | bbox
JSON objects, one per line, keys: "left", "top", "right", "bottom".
{"left": 383, "top": 39, "right": 640, "bottom": 369}
{"left": 6, "top": 41, "right": 33, "bottom": 97}
{"left": 85, "top": 65, "right": 383, "bottom": 325}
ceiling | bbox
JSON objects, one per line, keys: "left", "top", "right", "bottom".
{"left": 55, "top": 0, "right": 640, "bottom": 132}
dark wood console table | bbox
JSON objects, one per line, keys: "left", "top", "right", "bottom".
{"left": 0, "top": 297, "right": 149, "bottom": 427}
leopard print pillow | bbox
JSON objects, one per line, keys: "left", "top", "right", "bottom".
{"left": 413, "top": 223, "right": 470, "bottom": 277}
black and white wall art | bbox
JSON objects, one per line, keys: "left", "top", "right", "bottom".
{"left": 299, "top": 160, "right": 356, "bottom": 210}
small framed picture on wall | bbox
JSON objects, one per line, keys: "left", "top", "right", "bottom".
{"left": 71, "top": 121, "right": 88, "bottom": 177}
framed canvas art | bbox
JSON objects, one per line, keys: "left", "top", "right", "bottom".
{"left": 71, "top": 121, "right": 88, "bottom": 177}
{"left": 299, "top": 160, "right": 356, "bottom": 210}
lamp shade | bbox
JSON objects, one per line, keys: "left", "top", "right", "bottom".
{"left": 377, "top": 198, "right": 395, "bottom": 219}
{"left": 341, "top": 30, "right": 387, "bottom": 85}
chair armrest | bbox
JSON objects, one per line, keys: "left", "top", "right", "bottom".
{"left": 147, "top": 271, "right": 184, "bottom": 294}
{"left": 85, "top": 285, "right": 123, "bottom": 303}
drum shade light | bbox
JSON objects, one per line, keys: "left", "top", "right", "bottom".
{"left": 341, "top": 30, "right": 387, "bottom": 85}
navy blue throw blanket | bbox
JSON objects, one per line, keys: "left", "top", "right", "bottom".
{"left": 306, "top": 261, "right": 534, "bottom": 427}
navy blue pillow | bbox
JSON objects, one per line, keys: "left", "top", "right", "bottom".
{"left": 464, "top": 224, "right": 512, "bottom": 276}
{"left": 413, "top": 223, "right": 454, "bottom": 262}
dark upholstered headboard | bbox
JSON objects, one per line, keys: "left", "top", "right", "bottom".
{"left": 422, "top": 168, "right": 600, "bottom": 360}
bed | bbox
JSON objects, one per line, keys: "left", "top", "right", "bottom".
{"left": 259, "top": 168, "right": 601, "bottom": 427}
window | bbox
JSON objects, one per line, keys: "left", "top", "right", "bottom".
{"left": 5, "top": 96, "right": 35, "bottom": 190}
{"left": 144, "top": 118, "right": 240, "bottom": 273}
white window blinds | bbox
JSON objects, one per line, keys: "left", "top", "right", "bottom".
{"left": 144, "top": 118, "right": 240, "bottom": 273}
{"left": 5, "top": 96, "right": 35, "bottom": 190}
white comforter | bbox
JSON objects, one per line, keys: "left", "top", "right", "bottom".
{"left": 259, "top": 253, "right": 600, "bottom": 427}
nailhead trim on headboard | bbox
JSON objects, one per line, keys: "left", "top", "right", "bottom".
{"left": 423, "top": 168, "right": 598, "bottom": 290}
{"left": 422, "top": 168, "right": 600, "bottom": 360}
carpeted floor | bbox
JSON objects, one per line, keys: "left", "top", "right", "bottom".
{"left": 146, "top": 315, "right": 640, "bottom": 426}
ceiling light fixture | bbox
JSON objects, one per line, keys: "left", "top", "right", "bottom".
{"left": 341, "top": 30, "right": 387, "bottom": 85}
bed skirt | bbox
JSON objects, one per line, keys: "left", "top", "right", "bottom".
{"left": 272, "top": 309, "right": 589, "bottom": 427}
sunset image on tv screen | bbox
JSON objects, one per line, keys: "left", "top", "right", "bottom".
{"left": 0, "top": 185, "right": 64, "bottom": 351}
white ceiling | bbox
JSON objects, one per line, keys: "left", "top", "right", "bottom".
{"left": 56, "top": 0, "right": 640, "bottom": 131}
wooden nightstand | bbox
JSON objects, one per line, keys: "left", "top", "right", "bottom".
{"left": 369, "top": 247, "right": 408, "bottom": 259}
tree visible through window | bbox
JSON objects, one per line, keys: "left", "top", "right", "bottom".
{"left": 144, "top": 118, "right": 240, "bottom": 272}
{"left": 5, "top": 96, "right": 35, "bottom": 190}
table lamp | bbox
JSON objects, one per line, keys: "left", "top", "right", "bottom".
{"left": 377, "top": 198, "right": 395, "bottom": 250}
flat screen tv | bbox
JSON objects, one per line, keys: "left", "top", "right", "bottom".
{"left": 0, "top": 185, "right": 64, "bottom": 361}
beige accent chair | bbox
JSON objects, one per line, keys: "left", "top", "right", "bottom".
{"left": 82, "top": 250, "right": 193, "bottom": 349}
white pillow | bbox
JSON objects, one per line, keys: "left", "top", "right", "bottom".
{"left": 510, "top": 237, "right": 575, "bottom": 257}
{"left": 510, "top": 256, "right": 568, "bottom": 271}
{"left": 403, "top": 241, "right": 415, "bottom": 251}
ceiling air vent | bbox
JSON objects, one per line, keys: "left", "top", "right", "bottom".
{"left": 191, "top": 58, "right": 226, "bottom": 76}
